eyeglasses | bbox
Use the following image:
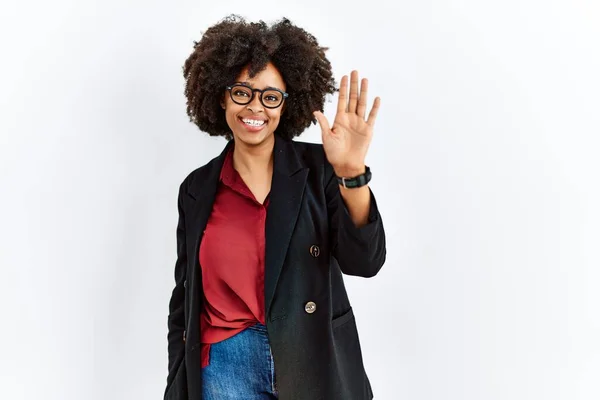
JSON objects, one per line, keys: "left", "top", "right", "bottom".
{"left": 225, "top": 83, "right": 289, "bottom": 109}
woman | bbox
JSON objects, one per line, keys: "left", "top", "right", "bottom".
{"left": 165, "top": 15, "right": 387, "bottom": 400}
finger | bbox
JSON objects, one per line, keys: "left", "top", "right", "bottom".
{"left": 336, "top": 75, "right": 348, "bottom": 114}
{"left": 313, "top": 111, "right": 331, "bottom": 134}
{"left": 348, "top": 70, "right": 359, "bottom": 113}
{"left": 356, "top": 78, "right": 368, "bottom": 119}
{"left": 366, "top": 97, "right": 381, "bottom": 127}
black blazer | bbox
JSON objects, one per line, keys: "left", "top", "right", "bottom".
{"left": 164, "top": 134, "right": 387, "bottom": 400}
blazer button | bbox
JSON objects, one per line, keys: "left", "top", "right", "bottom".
{"left": 183, "top": 279, "right": 187, "bottom": 289}
{"left": 305, "top": 301, "right": 317, "bottom": 314}
{"left": 309, "top": 245, "right": 320, "bottom": 257}
{"left": 183, "top": 330, "right": 186, "bottom": 342}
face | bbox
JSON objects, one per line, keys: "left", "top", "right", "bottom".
{"left": 221, "top": 62, "right": 286, "bottom": 147}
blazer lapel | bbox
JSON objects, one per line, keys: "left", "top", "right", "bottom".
{"left": 265, "top": 135, "right": 308, "bottom": 318}
{"left": 184, "top": 140, "right": 233, "bottom": 344}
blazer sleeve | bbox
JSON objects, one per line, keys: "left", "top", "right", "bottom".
{"left": 324, "top": 160, "right": 387, "bottom": 277}
{"left": 165, "top": 180, "right": 187, "bottom": 394}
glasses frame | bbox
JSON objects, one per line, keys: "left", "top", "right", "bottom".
{"left": 225, "top": 83, "right": 289, "bottom": 109}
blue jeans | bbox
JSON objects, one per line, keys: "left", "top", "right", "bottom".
{"left": 201, "top": 323, "right": 279, "bottom": 399}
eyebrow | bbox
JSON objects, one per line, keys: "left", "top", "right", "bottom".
{"left": 236, "top": 81, "right": 284, "bottom": 92}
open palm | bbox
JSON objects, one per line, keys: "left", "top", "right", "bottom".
{"left": 313, "top": 70, "right": 381, "bottom": 174}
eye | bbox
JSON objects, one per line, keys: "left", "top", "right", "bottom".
{"left": 233, "top": 90, "right": 250, "bottom": 97}
{"left": 263, "top": 90, "right": 282, "bottom": 103}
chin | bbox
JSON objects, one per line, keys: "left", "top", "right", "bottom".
{"left": 235, "top": 130, "right": 274, "bottom": 144}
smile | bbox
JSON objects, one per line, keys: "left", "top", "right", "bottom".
{"left": 241, "top": 118, "right": 266, "bottom": 127}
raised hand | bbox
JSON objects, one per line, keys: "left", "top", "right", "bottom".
{"left": 313, "top": 70, "right": 381, "bottom": 176}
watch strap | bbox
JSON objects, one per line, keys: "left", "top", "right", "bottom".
{"left": 336, "top": 166, "right": 372, "bottom": 189}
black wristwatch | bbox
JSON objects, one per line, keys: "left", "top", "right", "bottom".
{"left": 335, "top": 166, "right": 372, "bottom": 189}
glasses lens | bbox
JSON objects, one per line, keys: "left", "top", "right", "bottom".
{"left": 261, "top": 90, "right": 283, "bottom": 108}
{"left": 230, "top": 85, "right": 253, "bottom": 104}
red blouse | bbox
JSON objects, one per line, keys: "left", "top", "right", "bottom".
{"left": 198, "top": 145, "right": 269, "bottom": 368}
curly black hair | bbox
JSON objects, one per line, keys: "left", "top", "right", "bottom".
{"left": 183, "top": 15, "right": 337, "bottom": 140}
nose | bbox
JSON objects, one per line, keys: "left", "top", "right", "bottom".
{"left": 247, "top": 91, "right": 264, "bottom": 112}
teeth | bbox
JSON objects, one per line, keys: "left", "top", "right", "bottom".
{"left": 242, "top": 119, "right": 265, "bottom": 126}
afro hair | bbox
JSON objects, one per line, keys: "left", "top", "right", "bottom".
{"left": 182, "top": 15, "right": 337, "bottom": 140}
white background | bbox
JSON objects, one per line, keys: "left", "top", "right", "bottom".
{"left": 1, "top": 1, "right": 599, "bottom": 399}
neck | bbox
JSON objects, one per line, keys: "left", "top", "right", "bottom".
{"left": 231, "top": 135, "right": 275, "bottom": 177}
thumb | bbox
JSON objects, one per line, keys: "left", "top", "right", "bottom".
{"left": 313, "top": 111, "right": 330, "bottom": 134}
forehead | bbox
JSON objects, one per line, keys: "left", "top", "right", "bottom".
{"left": 235, "top": 62, "right": 286, "bottom": 90}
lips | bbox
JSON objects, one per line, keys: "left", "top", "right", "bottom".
{"left": 238, "top": 116, "right": 267, "bottom": 132}
{"left": 240, "top": 117, "right": 266, "bottom": 124}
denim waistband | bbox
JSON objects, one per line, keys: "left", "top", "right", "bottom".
{"left": 246, "top": 322, "right": 268, "bottom": 333}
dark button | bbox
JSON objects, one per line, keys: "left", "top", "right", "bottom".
{"left": 309, "top": 245, "right": 320, "bottom": 258}
{"left": 183, "top": 279, "right": 187, "bottom": 289}
{"left": 183, "top": 330, "right": 186, "bottom": 342}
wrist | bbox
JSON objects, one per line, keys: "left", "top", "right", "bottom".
{"left": 333, "top": 164, "right": 366, "bottom": 178}
{"left": 334, "top": 165, "right": 371, "bottom": 189}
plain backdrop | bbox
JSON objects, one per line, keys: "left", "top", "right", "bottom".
{"left": 1, "top": 1, "right": 599, "bottom": 399}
